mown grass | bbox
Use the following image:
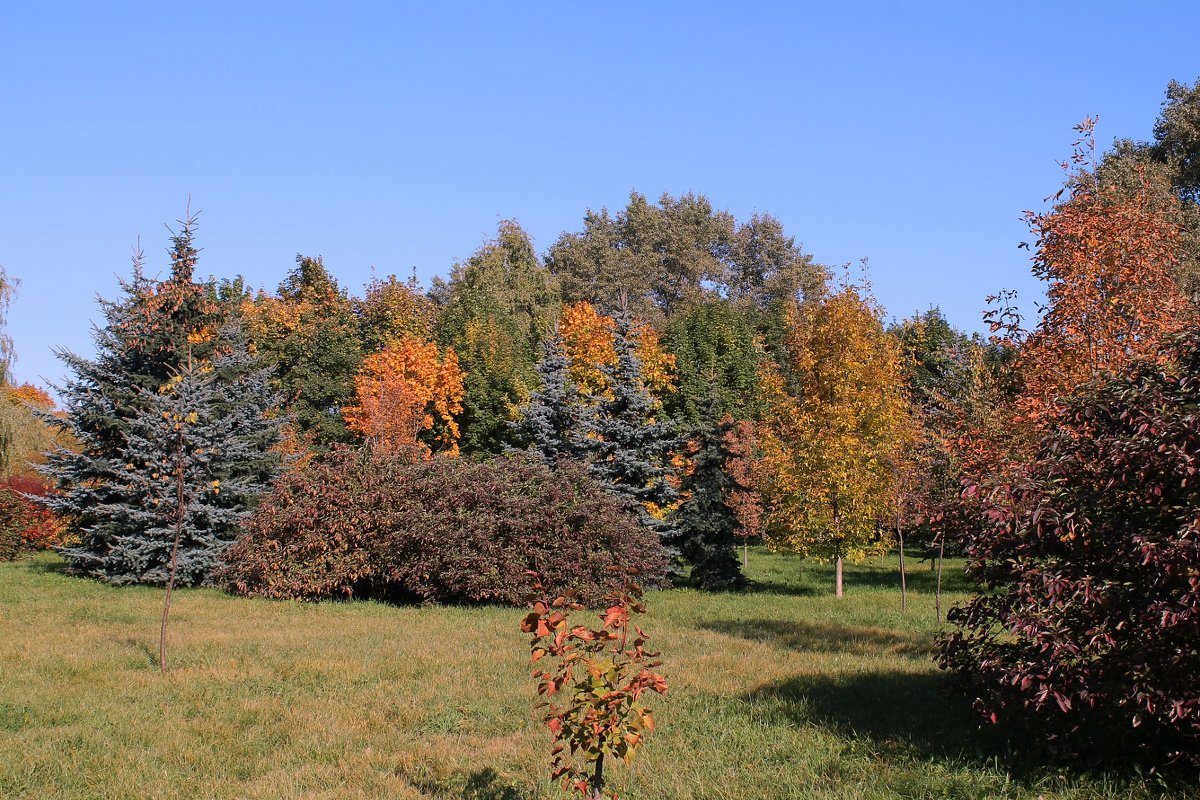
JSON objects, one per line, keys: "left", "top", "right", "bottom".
{"left": 0, "top": 550, "right": 1191, "bottom": 799}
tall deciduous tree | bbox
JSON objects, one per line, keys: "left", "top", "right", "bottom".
{"left": 1087, "top": 80, "right": 1200, "bottom": 299}
{"left": 757, "top": 285, "right": 914, "bottom": 596}
{"left": 1019, "top": 122, "right": 1193, "bottom": 423}
{"left": 548, "top": 192, "right": 825, "bottom": 323}
{"left": 355, "top": 272, "right": 438, "bottom": 352}
{"left": 435, "top": 221, "right": 558, "bottom": 455}
{"left": 558, "top": 301, "right": 675, "bottom": 400}
{"left": 342, "top": 335, "right": 465, "bottom": 458}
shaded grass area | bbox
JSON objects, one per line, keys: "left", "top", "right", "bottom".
{"left": 0, "top": 549, "right": 1191, "bottom": 799}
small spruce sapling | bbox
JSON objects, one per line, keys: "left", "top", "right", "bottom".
{"left": 521, "top": 570, "right": 668, "bottom": 800}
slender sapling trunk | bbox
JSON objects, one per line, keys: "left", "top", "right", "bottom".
{"left": 160, "top": 420, "right": 185, "bottom": 673}
{"left": 935, "top": 533, "right": 946, "bottom": 624}
{"left": 589, "top": 752, "right": 605, "bottom": 800}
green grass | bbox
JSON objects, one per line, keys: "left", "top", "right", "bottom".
{"left": 0, "top": 550, "right": 1189, "bottom": 799}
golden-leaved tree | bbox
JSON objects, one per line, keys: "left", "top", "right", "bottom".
{"left": 342, "top": 335, "right": 465, "bottom": 458}
{"left": 558, "top": 301, "right": 675, "bottom": 399}
{"left": 757, "top": 284, "right": 915, "bottom": 596}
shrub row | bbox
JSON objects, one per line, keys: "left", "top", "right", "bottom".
{"left": 221, "top": 451, "right": 670, "bottom": 606}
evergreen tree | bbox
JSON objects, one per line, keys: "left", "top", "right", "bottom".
{"left": 673, "top": 391, "right": 747, "bottom": 590}
{"left": 512, "top": 332, "right": 588, "bottom": 465}
{"left": 583, "top": 312, "right": 679, "bottom": 544}
{"left": 42, "top": 225, "right": 282, "bottom": 585}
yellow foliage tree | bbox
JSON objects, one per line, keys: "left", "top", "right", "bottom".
{"left": 558, "top": 301, "right": 675, "bottom": 399}
{"left": 757, "top": 286, "right": 915, "bottom": 596}
{"left": 342, "top": 335, "right": 465, "bottom": 458}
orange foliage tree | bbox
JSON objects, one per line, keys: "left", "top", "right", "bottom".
{"left": 342, "top": 335, "right": 465, "bottom": 457}
{"left": 558, "top": 301, "right": 675, "bottom": 399}
{"left": 1018, "top": 118, "right": 1194, "bottom": 423}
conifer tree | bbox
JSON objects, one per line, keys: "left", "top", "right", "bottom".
{"left": 673, "top": 391, "right": 747, "bottom": 590}
{"left": 42, "top": 223, "right": 282, "bottom": 585}
{"left": 583, "top": 312, "right": 679, "bottom": 544}
{"left": 512, "top": 332, "right": 588, "bottom": 466}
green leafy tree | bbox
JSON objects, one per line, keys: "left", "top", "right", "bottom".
{"left": 548, "top": 192, "right": 825, "bottom": 323}
{"left": 664, "top": 300, "right": 763, "bottom": 424}
{"left": 435, "top": 221, "right": 559, "bottom": 455}
{"left": 242, "top": 255, "right": 363, "bottom": 453}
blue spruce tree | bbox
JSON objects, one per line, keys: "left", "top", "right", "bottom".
{"left": 583, "top": 312, "right": 679, "bottom": 546}
{"left": 42, "top": 222, "right": 283, "bottom": 585}
{"left": 511, "top": 332, "right": 588, "bottom": 466}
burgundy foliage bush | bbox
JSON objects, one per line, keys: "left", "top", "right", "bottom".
{"left": 937, "top": 331, "right": 1200, "bottom": 766}
{"left": 221, "top": 450, "right": 670, "bottom": 606}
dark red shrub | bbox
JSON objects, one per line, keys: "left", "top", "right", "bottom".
{"left": 221, "top": 451, "right": 670, "bottom": 606}
{"left": 937, "top": 331, "right": 1200, "bottom": 766}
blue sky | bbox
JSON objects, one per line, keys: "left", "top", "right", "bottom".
{"left": 3, "top": 3, "right": 1198, "bottom": 392}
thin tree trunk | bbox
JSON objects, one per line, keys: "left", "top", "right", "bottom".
{"left": 935, "top": 534, "right": 946, "bottom": 624}
{"left": 897, "top": 528, "right": 907, "bottom": 613}
{"left": 835, "top": 556, "right": 844, "bottom": 598}
{"left": 743, "top": 542, "right": 748, "bottom": 569}
{"left": 589, "top": 752, "right": 605, "bottom": 800}
{"left": 160, "top": 422, "right": 185, "bottom": 674}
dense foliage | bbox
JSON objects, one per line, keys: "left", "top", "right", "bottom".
{"left": 938, "top": 331, "right": 1200, "bottom": 765}
{"left": 757, "top": 284, "right": 914, "bottom": 595}
{"left": 673, "top": 397, "right": 748, "bottom": 590}
{"left": 522, "top": 573, "right": 668, "bottom": 799}
{"left": 222, "top": 452, "right": 670, "bottom": 606}
{"left": 43, "top": 223, "right": 282, "bottom": 586}
{"left": 582, "top": 314, "right": 680, "bottom": 545}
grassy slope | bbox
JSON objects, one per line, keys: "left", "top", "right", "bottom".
{"left": 0, "top": 551, "right": 1185, "bottom": 800}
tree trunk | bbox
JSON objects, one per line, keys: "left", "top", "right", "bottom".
{"left": 160, "top": 423, "right": 186, "bottom": 674}
{"left": 897, "top": 528, "right": 907, "bottom": 613}
{"left": 935, "top": 534, "right": 946, "bottom": 624}
{"left": 835, "top": 555, "right": 844, "bottom": 598}
{"left": 589, "top": 753, "right": 605, "bottom": 800}
{"left": 743, "top": 542, "right": 748, "bottom": 569}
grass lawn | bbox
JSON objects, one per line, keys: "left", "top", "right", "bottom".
{"left": 0, "top": 549, "right": 1189, "bottom": 799}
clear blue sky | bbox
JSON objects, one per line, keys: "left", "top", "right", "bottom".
{"left": 3, "top": 3, "right": 1198, "bottom": 392}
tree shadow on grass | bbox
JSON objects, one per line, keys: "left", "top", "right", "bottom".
{"left": 744, "top": 669, "right": 1015, "bottom": 768}
{"left": 459, "top": 768, "right": 524, "bottom": 800}
{"left": 18, "top": 555, "right": 70, "bottom": 575}
{"left": 699, "top": 618, "right": 934, "bottom": 660}
{"left": 742, "top": 579, "right": 818, "bottom": 598}
{"left": 414, "top": 767, "right": 527, "bottom": 800}
{"left": 851, "top": 561, "right": 975, "bottom": 595}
